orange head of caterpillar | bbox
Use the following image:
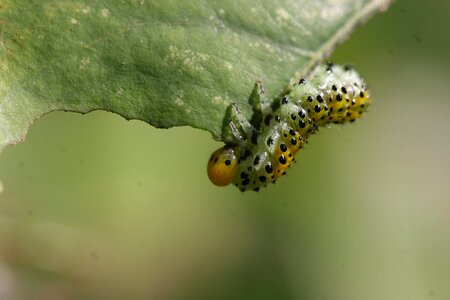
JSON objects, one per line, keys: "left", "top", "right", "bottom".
{"left": 207, "top": 146, "right": 238, "bottom": 186}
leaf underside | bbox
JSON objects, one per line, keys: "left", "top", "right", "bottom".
{"left": 0, "top": 0, "right": 391, "bottom": 151}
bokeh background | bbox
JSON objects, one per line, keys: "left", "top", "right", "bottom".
{"left": 1, "top": 0, "right": 449, "bottom": 299}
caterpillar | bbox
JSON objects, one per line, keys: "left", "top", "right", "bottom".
{"left": 207, "top": 63, "right": 371, "bottom": 192}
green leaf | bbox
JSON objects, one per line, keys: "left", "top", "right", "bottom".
{"left": 0, "top": 0, "right": 390, "bottom": 150}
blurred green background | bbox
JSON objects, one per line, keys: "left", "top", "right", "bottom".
{"left": 1, "top": 0, "right": 449, "bottom": 299}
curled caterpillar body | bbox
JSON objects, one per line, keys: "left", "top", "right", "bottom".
{"left": 207, "top": 64, "right": 371, "bottom": 191}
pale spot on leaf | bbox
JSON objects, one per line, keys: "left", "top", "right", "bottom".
{"left": 101, "top": 8, "right": 110, "bottom": 17}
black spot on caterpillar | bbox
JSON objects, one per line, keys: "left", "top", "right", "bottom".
{"left": 207, "top": 64, "right": 371, "bottom": 191}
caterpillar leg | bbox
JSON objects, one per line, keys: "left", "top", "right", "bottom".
{"left": 229, "top": 103, "right": 257, "bottom": 144}
{"left": 249, "top": 81, "right": 272, "bottom": 117}
{"left": 229, "top": 120, "right": 246, "bottom": 146}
